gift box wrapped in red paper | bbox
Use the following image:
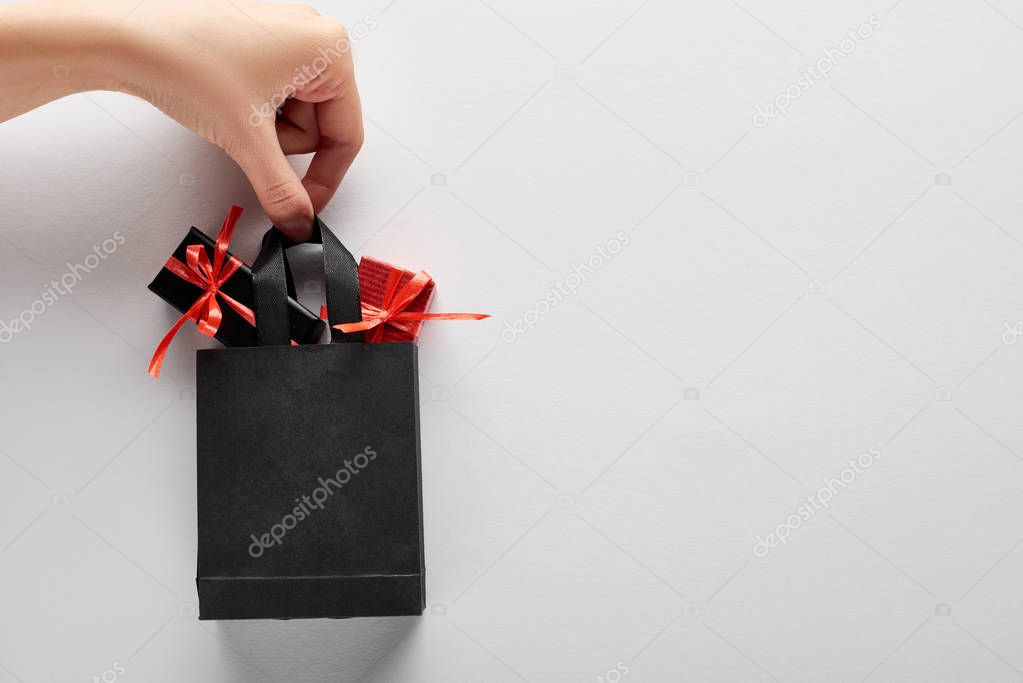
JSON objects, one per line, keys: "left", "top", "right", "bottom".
{"left": 358, "top": 257, "right": 435, "bottom": 342}
{"left": 330, "top": 256, "right": 488, "bottom": 343}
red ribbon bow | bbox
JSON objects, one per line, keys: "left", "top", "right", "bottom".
{"left": 149, "top": 206, "right": 255, "bottom": 378}
{"left": 332, "top": 268, "right": 488, "bottom": 341}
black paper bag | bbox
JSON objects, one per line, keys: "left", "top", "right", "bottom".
{"left": 195, "top": 219, "right": 425, "bottom": 620}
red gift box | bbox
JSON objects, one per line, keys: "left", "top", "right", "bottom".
{"left": 358, "top": 256, "right": 436, "bottom": 342}
{"left": 328, "top": 256, "right": 488, "bottom": 342}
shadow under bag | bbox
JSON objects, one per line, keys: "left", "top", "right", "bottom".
{"left": 195, "top": 219, "right": 424, "bottom": 620}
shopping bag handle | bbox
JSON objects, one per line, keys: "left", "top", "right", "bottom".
{"left": 251, "top": 217, "right": 363, "bottom": 346}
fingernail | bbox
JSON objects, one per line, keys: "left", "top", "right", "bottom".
{"left": 280, "top": 217, "right": 313, "bottom": 241}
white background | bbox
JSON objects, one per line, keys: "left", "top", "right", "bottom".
{"left": 2, "top": 0, "right": 1023, "bottom": 681}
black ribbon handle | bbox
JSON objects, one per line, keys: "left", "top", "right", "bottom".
{"left": 251, "top": 217, "right": 363, "bottom": 346}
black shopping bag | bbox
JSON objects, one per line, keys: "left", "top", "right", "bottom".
{"left": 195, "top": 219, "right": 424, "bottom": 620}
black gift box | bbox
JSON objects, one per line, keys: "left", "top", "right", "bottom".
{"left": 148, "top": 227, "right": 323, "bottom": 348}
{"left": 194, "top": 219, "right": 425, "bottom": 620}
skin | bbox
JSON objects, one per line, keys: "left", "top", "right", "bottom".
{"left": 0, "top": 0, "right": 365, "bottom": 240}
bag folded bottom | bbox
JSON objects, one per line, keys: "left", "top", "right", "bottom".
{"left": 196, "top": 573, "right": 425, "bottom": 620}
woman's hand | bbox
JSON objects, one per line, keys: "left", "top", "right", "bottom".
{"left": 0, "top": 0, "right": 364, "bottom": 239}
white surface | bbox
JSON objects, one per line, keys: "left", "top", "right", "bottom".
{"left": 2, "top": 0, "right": 1023, "bottom": 681}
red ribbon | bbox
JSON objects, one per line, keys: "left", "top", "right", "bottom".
{"left": 333, "top": 268, "right": 488, "bottom": 341}
{"left": 149, "top": 206, "right": 255, "bottom": 378}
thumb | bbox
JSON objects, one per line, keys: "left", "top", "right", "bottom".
{"left": 230, "top": 124, "right": 314, "bottom": 241}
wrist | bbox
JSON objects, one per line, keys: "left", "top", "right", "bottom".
{"left": 0, "top": 0, "right": 139, "bottom": 100}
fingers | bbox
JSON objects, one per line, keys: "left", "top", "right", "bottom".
{"left": 259, "top": 18, "right": 365, "bottom": 219}
{"left": 231, "top": 122, "right": 314, "bottom": 240}
{"left": 276, "top": 99, "right": 319, "bottom": 154}
{"left": 297, "top": 77, "right": 364, "bottom": 212}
